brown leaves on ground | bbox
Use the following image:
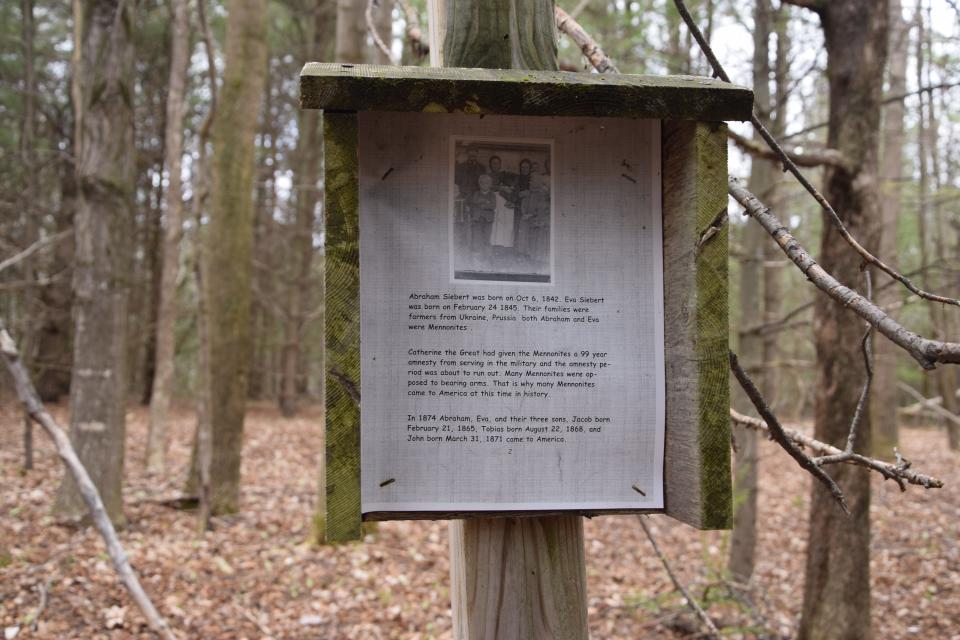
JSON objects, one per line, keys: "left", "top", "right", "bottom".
{"left": 1, "top": 402, "right": 958, "bottom": 639}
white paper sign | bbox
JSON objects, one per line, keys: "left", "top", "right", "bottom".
{"left": 358, "top": 112, "right": 664, "bottom": 513}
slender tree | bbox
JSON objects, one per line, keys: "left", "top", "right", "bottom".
{"left": 204, "top": 0, "right": 269, "bottom": 513}
{"left": 146, "top": 0, "right": 191, "bottom": 472}
{"left": 279, "top": 0, "right": 332, "bottom": 418}
{"left": 19, "top": 0, "right": 38, "bottom": 470}
{"left": 789, "top": 1, "right": 888, "bottom": 638}
{"left": 871, "top": 0, "right": 909, "bottom": 456}
{"left": 915, "top": 2, "right": 960, "bottom": 449}
{"left": 729, "top": 0, "right": 774, "bottom": 583}
{"left": 336, "top": 0, "right": 367, "bottom": 63}
{"left": 53, "top": 0, "right": 136, "bottom": 525}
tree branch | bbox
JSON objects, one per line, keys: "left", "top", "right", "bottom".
{"left": 671, "top": 0, "right": 960, "bottom": 308}
{"left": 896, "top": 381, "right": 960, "bottom": 429}
{"left": 0, "top": 229, "right": 71, "bottom": 274}
{"left": 727, "top": 128, "right": 850, "bottom": 170}
{"left": 729, "top": 409, "right": 943, "bottom": 490}
{"left": 555, "top": 5, "right": 619, "bottom": 74}
{"left": 366, "top": 0, "right": 397, "bottom": 65}
{"left": 0, "top": 322, "right": 176, "bottom": 640}
{"left": 729, "top": 350, "right": 849, "bottom": 513}
{"left": 729, "top": 179, "right": 960, "bottom": 369}
{"left": 396, "top": 0, "right": 429, "bottom": 58}
{"left": 637, "top": 516, "right": 720, "bottom": 640}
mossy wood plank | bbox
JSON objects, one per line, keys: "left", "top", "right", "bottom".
{"left": 661, "top": 120, "right": 732, "bottom": 530}
{"left": 324, "top": 112, "right": 363, "bottom": 543}
{"left": 300, "top": 62, "right": 752, "bottom": 122}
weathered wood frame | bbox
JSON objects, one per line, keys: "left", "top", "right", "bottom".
{"left": 306, "top": 63, "right": 750, "bottom": 542}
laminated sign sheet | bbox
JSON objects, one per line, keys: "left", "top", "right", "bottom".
{"left": 358, "top": 112, "right": 665, "bottom": 514}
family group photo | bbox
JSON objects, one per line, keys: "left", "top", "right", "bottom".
{"left": 450, "top": 137, "right": 553, "bottom": 283}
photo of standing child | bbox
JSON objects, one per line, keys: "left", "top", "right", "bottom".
{"left": 450, "top": 137, "right": 553, "bottom": 283}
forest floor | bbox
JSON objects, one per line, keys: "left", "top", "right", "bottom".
{"left": 1, "top": 401, "right": 959, "bottom": 640}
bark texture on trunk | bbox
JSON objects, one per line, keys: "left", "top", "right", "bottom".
{"left": 915, "top": 5, "right": 960, "bottom": 450}
{"left": 20, "top": 0, "right": 38, "bottom": 471}
{"left": 146, "top": 0, "right": 190, "bottom": 472}
{"left": 871, "top": 0, "right": 908, "bottom": 457}
{"left": 336, "top": 0, "right": 367, "bottom": 63}
{"left": 280, "top": 0, "right": 331, "bottom": 417}
{"left": 204, "top": 0, "right": 269, "bottom": 514}
{"left": 53, "top": 0, "right": 136, "bottom": 526}
{"left": 799, "top": 2, "right": 888, "bottom": 638}
{"left": 430, "top": 2, "right": 586, "bottom": 638}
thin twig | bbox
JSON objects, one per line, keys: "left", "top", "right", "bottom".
{"left": 637, "top": 516, "right": 720, "bottom": 640}
{"left": 555, "top": 5, "right": 619, "bottom": 73}
{"left": 730, "top": 350, "right": 850, "bottom": 513}
{"left": 0, "top": 229, "right": 71, "bottom": 274}
{"left": 366, "top": 0, "right": 397, "bottom": 65}
{"left": 815, "top": 272, "right": 874, "bottom": 465}
{"left": 396, "top": 0, "right": 429, "bottom": 58}
{"left": 896, "top": 381, "right": 960, "bottom": 428}
{"left": 729, "top": 179, "right": 960, "bottom": 369}
{"left": 0, "top": 322, "right": 176, "bottom": 640}
{"left": 671, "top": 0, "right": 960, "bottom": 307}
{"left": 30, "top": 580, "right": 49, "bottom": 632}
{"left": 728, "top": 409, "right": 943, "bottom": 490}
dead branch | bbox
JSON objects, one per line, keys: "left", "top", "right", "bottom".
{"left": 366, "top": 0, "right": 397, "bottom": 65}
{"left": 729, "top": 350, "right": 849, "bottom": 513}
{"left": 30, "top": 580, "right": 49, "bottom": 632}
{"left": 729, "top": 409, "right": 943, "bottom": 490}
{"left": 0, "top": 322, "right": 177, "bottom": 640}
{"left": 671, "top": 0, "right": 960, "bottom": 308}
{"left": 783, "top": 82, "right": 960, "bottom": 142}
{"left": 396, "top": 0, "right": 429, "bottom": 58}
{"left": 569, "top": 0, "right": 591, "bottom": 19}
{"left": 0, "top": 229, "right": 71, "bottom": 274}
{"left": 896, "top": 381, "right": 960, "bottom": 429}
{"left": 741, "top": 300, "right": 813, "bottom": 337}
{"left": 555, "top": 5, "right": 619, "bottom": 74}
{"left": 727, "top": 128, "right": 850, "bottom": 170}
{"left": 637, "top": 516, "right": 720, "bottom": 640}
{"left": 729, "top": 179, "right": 960, "bottom": 369}
{"left": 813, "top": 273, "right": 873, "bottom": 467}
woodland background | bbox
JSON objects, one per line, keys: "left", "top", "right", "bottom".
{"left": 1, "top": 0, "right": 960, "bottom": 638}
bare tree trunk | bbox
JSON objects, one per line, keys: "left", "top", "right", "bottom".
{"left": 429, "top": 2, "right": 588, "bottom": 638}
{"left": 280, "top": 0, "right": 329, "bottom": 418}
{"left": 248, "top": 73, "right": 276, "bottom": 402}
{"left": 53, "top": 0, "right": 135, "bottom": 526}
{"left": 191, "top": 0, "right": 217, "bottom": 530}
{"left": 203, "top": 0, "right": 269, "bottom": 514}
{"left": 799, "top": 2, "right": 887, "bottom": 638}
{"left": 729, "top": 0, "right": 773, "bottom": 584}
{"left": 336, "top": 0, "right": 368, "bottom": 63}
{"left": 916, "top": 2, "right": 960, "bottom": 449}
{"left": 2, "top": 325, "right": 175, "bottom": 640}
{"left": 20, "top": 0, "right": 38, "bottom": 471}
{"left": 872, "top": 0, "right": 908, "bottom": 456}
{"left": 146, "top": 0, "right": 191, "bottom": 473}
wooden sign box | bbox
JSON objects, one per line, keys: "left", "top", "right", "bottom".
{"left": 300, "top": 63, "right": 752, "bottom": 542}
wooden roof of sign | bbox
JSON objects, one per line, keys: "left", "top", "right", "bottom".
{"left": 300, "top": 63, "right": 753, "bottom": 121}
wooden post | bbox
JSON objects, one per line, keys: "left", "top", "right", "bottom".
{"left": 429, "top": 2, "right": 590, "bottom": 638}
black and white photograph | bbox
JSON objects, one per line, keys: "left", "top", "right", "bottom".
{"left": 450, "top": 136, "right": 553, "bottom": 283}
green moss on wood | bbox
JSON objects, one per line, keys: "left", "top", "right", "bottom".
{"left": 324, "top": 112, "right": 363, "bottom": 543}
{"left": 300, "top": 63, "right": 753, "bottom": 122}
{"left": 693, "top": 122, "right": 732, "bottom": 529}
